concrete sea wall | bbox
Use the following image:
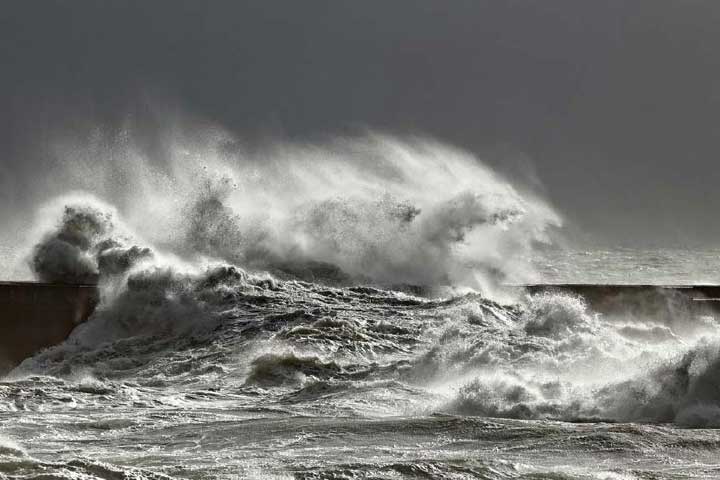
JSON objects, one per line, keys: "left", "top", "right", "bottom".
{"left": 0, "top": 282, "right": 99, "bottom": 374}
{"left": 521, "top": 284, "right": 720, "bottom": 319}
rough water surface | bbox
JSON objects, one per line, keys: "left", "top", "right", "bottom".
{"left": 3, "top": 267, "right": 720, "bottom": 479}
{"left": 3, "top": 136, "right": 720, "bottom": 479}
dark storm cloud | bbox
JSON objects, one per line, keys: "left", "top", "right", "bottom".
{"left": 2, "top": 0, "right": 720, "bottom": 246}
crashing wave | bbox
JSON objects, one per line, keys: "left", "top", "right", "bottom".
{"left": 12, "top": 132, "right": 561, "bottom": 293}
{"left": 9, "top": 132, "right": 720, "bottom": 431}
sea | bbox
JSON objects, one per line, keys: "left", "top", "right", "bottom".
{"left": 3, "top": 136, "right": 720, "bottom": 479}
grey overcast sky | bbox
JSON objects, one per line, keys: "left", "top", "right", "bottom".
{"left": 1, "top": 0, "right": 720, "bottom": 247}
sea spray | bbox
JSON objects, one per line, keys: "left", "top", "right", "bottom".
{"left": 13, "top": 131, "right": 562, "bottom": 293}
{"left": 30, "top": 204, "right": 113, "bottom": 284}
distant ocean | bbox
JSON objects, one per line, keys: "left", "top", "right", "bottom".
{"left": 533, "top": 247, "right": 720, "bottom": 285}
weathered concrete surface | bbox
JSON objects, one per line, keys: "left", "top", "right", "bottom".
{"left": 521, "top": 284, "right": 720, "bottom": 318}
{"left": 0, "top": 282, "right": 99, "bottom": 374}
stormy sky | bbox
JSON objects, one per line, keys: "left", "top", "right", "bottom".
{"left": 2, "top": 0, "right": 720, "bottom": 247}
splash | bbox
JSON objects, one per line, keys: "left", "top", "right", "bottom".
{"left": 30, "top": 204, "right": 113, "bottom": 284}
{"left": 15, "top": 129, "right": 561, "bottom": 293}
{"left": 435, "top": 291, "right": 720, "bottom": 426}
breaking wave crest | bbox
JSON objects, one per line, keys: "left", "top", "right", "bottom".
{"left": 441, "top": 292, "right": 720, "bottom": 427}
{"left": 7, "top": 128, "right": 720, "bottom": 457}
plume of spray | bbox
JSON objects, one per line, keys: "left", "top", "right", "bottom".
{"left": 16, "top": 122, "right": 562, "bottom": 295}
{"left": 21, "top": 193, "right": 278, "bottom": 351}
{"left": 28, "top": 194, "right": 153, "bottom": 284}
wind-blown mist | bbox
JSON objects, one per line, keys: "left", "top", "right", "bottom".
{"left": 17, "top": 130, "right": 561, "bottom": 292}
